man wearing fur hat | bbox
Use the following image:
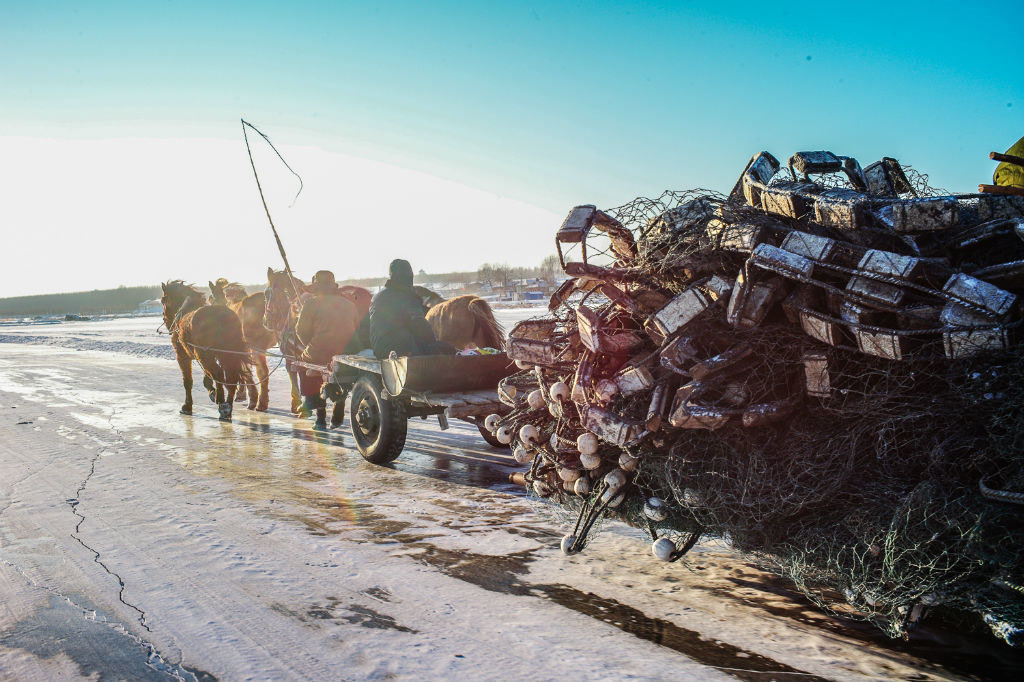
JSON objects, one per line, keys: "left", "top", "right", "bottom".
{"left": 296, "top": 270, "right": 357, "bottom": 429}
{"left": 369, "top": 259, "right": 451, "bottom": 359}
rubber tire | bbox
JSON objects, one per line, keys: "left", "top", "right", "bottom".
{"left": 476, "top": 420, "right": 509, "bottom": 449}
{"left": 350, "top": 375, "right": 407, "bottom": 464}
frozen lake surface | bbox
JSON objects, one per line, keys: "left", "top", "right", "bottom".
{"left": 1, "top": 314, "right": 1021, "bottom": 680}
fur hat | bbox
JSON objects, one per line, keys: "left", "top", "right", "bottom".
{"left": 305, "top": 270, "right": 339, "bottom": 294}
{"left": 388, "top": 259, "right": 414, "bottom": 286}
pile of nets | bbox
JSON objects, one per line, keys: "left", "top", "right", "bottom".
{"left": 486, "top": 151, "right": 1024, "bottom": 643}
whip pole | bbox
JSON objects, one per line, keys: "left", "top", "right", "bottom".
{"left": 241, "top": 118, "right": 304, "bottom": 298}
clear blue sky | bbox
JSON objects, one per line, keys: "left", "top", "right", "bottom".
{"left": 1, "top": 1, "right": 1022, "bottom": 293}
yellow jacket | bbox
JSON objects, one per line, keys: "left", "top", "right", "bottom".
{"left": 994, "top": 135, "right": 1024, "bottom": 188}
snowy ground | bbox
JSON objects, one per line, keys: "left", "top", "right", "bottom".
{"left": 1, "top": 313, "right": 1022, "bottom": 681}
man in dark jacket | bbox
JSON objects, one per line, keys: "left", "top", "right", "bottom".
{"left": 296, "top": 270, "right": 357, "bottom": 429}
{"left": 369, "top": 259, "right": 451, "bottom": 359}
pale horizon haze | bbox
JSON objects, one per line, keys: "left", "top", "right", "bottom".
{"left": 1, "top": 1, "right": 1021, "bottom": 297}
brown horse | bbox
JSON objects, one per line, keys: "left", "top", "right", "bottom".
{"left": 263, "top": 268, "right": 308, "bottom": 414}
{"left": 425, "top": 294, "right": 506, "bottom": 351}
{"left": 209, "top": 279, "right": 276, "bottom": 411}
{"left": 161, "top": 281, "right": 248, "bottom": 421}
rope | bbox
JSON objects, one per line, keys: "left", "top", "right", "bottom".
{"left": 241, "top": 118, "right": 303, "bottom": 298}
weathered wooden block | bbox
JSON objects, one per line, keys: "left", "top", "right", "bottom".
{"left": 645, "top": 286, "right": 712, "bottom": 343}
{"left": 863, "top": 158, "right": 912, "bottom": 197}
{"left": 558, "top": 205, "right": 596, "bottom": 243}
{"left": 508, "top": 319, "right": 560, "bottom": 366}
{"left": 688, "top": 343, "right": 753, "bottom": 381}
{"left": 857, "top": 249, "right": 921, "bottom": 280}
{"left": 846, "top": 276, "right": 905, "bottom": 307}
{"left": 789, "top": 150, "right": 842, "bottom": 175}
{"left": 943, "top": 328, "right": 1009, "bottom": 359}
{"left": 974, "top": 194, "right": 1024, "bottom": 222}
{"left": 704, "top": 275, "right": 734, "bottom": 303}
{"left": 814, "top": 188, "right": 870, "bottom": 230}
{"left": 942, "top": 273, "right": 1017, "bottom": 318}
{"left": 726, "top": 269, "right": 786, "bottom": 329}
{"left": 615, "top": 365, "right": 654, "bottom": 396}
{"left": 780, "top": 231, "right": 837, "bottom": 262}
{"left": 803, "top": 350, "right": 830, "bottom": 398}
{"left": 577, "top": 305, "right": 601, "bottom": 352}
{"left": 668, "top": 400, "right": 730, "bottom": 430}
{"left": 761, "top": 181, "right": 818, "bottom": 219}
{"left": 583, "top": 406, "right": 639, "bottom": 446}
{"left": 742, "top": 397, "right": 798, "bottom": 428}
{"left": 706, "top": 219, "right": 763, "bottom": 252}
{"left": 741, "top": 152, "right": 781, "bottom": 207}
{"left": 751, "top": 243, "right": 816, "bottom": 279}
{"left": 660, "top": 336, "right": 699, "bottom": 373}
{"left": 873, "top": 197, "right": 958, "bottom": 232}
{"left": 800, "top": 311, "right": 843, "bottom": 346}
{"left": 855, "top": 329, "right": 908, "bottom": 360}
{"left": 940, "top": 302, "right": 992, "bottom": 327}
{"left": 645, "top": 382, "right": 670, "bottom": 432}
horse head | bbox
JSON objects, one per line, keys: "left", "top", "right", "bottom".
{"left": 264, "top": 267, "right": 303, "bottom": 331}
{"left": 161, "top": 280, "right": 206, "bottom": 330}
{"left": 413, "top": 285, "right": 445, "bottom": 313}
{"left": 210, "top": 278, "right": 248, "bottom": 306}
{"left": 209, "top": 279, "right": 228, "bottom": 305}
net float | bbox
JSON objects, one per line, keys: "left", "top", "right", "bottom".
{"left": 513, "top": 445, "right": 533, "bottom": 464}
{"left": 549, "top": 381, "right": 570, "bottom": 402}
{"left": 644, "top": 497, "right": 668, "bottom": 521}
{"left": 652, "top": 537, "right": 675, "bottom": 561}
{"left": 527, "top": 389, "right": 546, "bottom": 410}
{"left": 577, "top": 432, "right": 599, "bottom": 455}
{"left": 484, "top": 413, "right": 501, "bottom": 432}
{"left": 519, "top": 424, "right": 540, "bottom": 445}
{"left": 495, "top": 425, "right": 513, "bottom": 445}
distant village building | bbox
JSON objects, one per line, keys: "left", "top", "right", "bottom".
{"left": 137, "top": 299, "right": 162, "bottom": 315}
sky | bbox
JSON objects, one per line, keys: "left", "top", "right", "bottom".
{"left": 1, "top": 0, "right": 1021, "bottom": 297}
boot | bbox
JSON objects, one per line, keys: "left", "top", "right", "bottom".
{"left": 330, "top": 400, "right": 345, "bottom": 428}
{"left": 308, "top": 396, "right": 327, "bottom": 431}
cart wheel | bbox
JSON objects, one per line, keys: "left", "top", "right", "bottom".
{"left": 475, "top": 419, "right": 509, "bottom": 449}
{"left": 350, "top": 375, "right": 407, "bottom": 464}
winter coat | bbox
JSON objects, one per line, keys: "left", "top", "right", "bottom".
{"left": 994, "top": 135, "right": 1024, "bottom": 189}
{"left": 369, "top": 280, "right": 437, "bottom": 358}
{"left": 296, "top": 292, "right": 358, "bottom": 365}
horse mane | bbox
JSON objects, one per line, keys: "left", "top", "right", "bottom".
{"left": 467, "top": 298, "right": 506, "bottom": 350}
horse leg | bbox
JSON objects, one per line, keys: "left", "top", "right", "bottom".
{"left": 174, "top": 345, "right": 194, "bottom": 415}
{"left": 255, "top": 352, "right": 270, "bottom": 412}
{"left": 287, "top": 363, "right": 302, "bottom": 414}
{"left": 202, "top": 373, "right": 216, "bottom": 403}
{"left": 242, "top": 362, "right": 258, "bottom": 410}
{"left": 237, "top": 364, "right": 252, "bottom": 403}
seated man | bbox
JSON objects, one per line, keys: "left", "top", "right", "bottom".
{"left": 369, "top": 259, "right": 452, "bottom": 359}
{"left": 296, "top": 270, "right": 357, "bottom": 429}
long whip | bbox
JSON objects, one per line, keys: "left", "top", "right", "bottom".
{"left": 240, "top": 118, "right": 304, "bottom": 298}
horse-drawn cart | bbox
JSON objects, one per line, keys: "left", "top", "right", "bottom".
{"left": 324, "top": 352, "right": 515, "bottom": 464}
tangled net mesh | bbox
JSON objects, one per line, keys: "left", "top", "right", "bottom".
{"left": 497, "top": 153, "right": 1024, "bottom": 643}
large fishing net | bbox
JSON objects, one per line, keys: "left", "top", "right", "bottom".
{"left": 489, "top": 151, "right": 1024, "bottom": 643}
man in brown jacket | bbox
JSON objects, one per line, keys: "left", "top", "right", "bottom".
{"left": 296, "top": 270, "right": 357, "bottom": 429}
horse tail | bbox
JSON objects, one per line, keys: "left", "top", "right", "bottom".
{"left": 216, "top": 315, "right": 250, "bottom": 384}
{"left": 468, "top": 298, "right": 506, "bottom": 350}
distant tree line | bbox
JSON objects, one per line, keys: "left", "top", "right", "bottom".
{"left": 0, "top": 285, "right": 161, "bottom": 317}
{"left": 0, "top": 255, "right": 565, "bottom": 316}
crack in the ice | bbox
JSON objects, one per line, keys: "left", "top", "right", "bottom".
{"left": 67, "top": 407, "right": 152, "bottom": 634}
{"left": 0, "top": 557, "right": 206, "bottom": 682}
